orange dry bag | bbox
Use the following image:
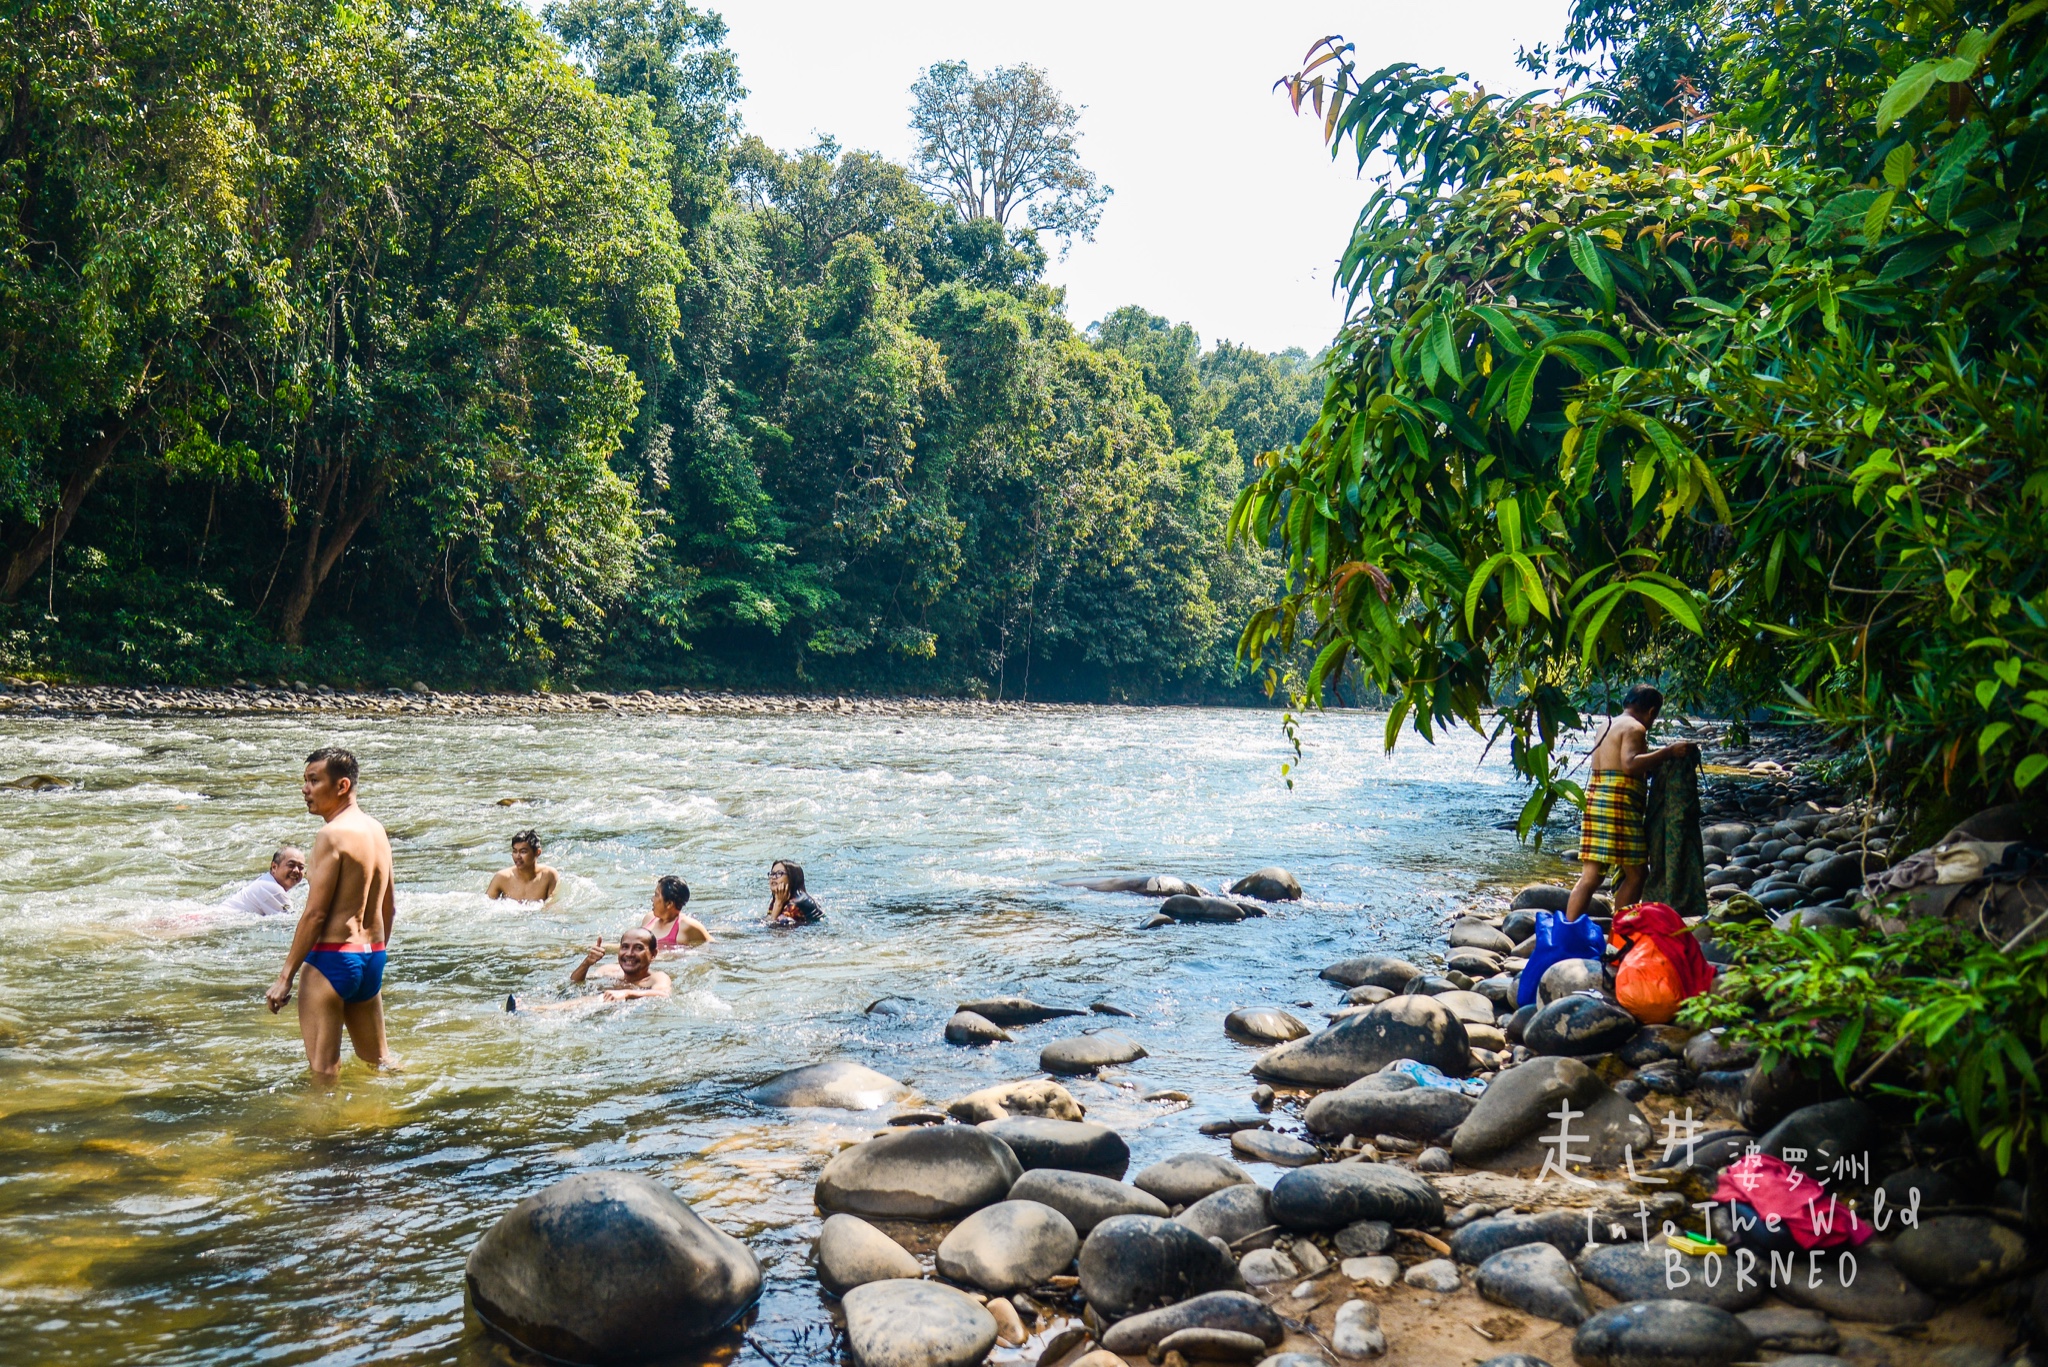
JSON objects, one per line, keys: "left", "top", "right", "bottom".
{"left": 1614, "top": 936, "right": 1686, "bottom": 1024}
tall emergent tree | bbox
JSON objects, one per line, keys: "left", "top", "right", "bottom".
{"left": 908, "top": 60, "right": 1111, "bottom": 251}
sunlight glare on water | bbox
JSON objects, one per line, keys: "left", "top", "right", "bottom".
{"left": 0, "top": 706, "right": 1563, "bottom": 1366}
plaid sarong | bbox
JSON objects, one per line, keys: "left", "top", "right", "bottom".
{"left": 1580, "top": 770, "right": 1647, "bottom": 868}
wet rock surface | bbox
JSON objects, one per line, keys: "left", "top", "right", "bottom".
{"left": 1076, "top": 1213, "right": 1243, "bottom": 1319}
{"left": 978, "top": 1117, "right": 1129, "bottom": 1179}
{"left": 1270, "top": 1162, "right": 1443, "bottom": 1232}
{"left": 1040, "top": 1030, "right": 1148, "bottom": 1075}
{"left": 1225, "top": 1007, "right": 1310, "bottom": 1044}
{"left": 1007, "top": 1169, "right": 1166, "bottom": 1234}
{"left": 1253, "top": 996, "right": 1470, "bottom": 1086}
{"left": 1572, "top": 1299, "right": 1756, "bottom": 1367}
{"left": 747, "top": 1061, "right": 910, "bottom": 1109}
{"left": 815, "top": 1125, "right": 1023, "bottom": 1220}
{"left": 945, "top": 1078, "right": 1083, "bottom": 1123}
{"left": 841, "top": 1280, "right": 997, "bottom": 1367}
{"left": 817, "top": 1214, "right": 921, "bottom": 1296}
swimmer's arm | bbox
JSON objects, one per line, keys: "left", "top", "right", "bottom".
{"left": 380, "top": 862, "right": 396, "bottom": 943}
{"left": 539, "top": 867, "right": 560, "bottom": 900}
{"left": 485, "top": 870, "right": 509, "bottom": 899}
{"left": 567, "top": 939, "right": 607, "bottom": 984}
{"left": 602, "top": 972, "right": 672, "bottom": 1001}
{"left": 679, "top": 916, "right": 711, "bottom": 946}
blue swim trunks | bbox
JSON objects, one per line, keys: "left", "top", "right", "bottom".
{"left": 305, "top": 942, "right": 387, "bottom": 1004}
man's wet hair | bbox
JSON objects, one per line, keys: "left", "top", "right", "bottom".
{"left": 271, "top": 846, "right": 302, "bottom": 865}
{"left": 621, "top": 926, "right": 659, "bottom": 953}
{"left": 305, "top": 747, "right": 358, "bottom": 787}
{"left": 511, "top": 829, "right": 541, "bottom": 852}
{"left": 1623, "top": 684, "right": 1665, "bottom": 713}
{"left": 656, "top": 874, "right": 690, "bottom": 909}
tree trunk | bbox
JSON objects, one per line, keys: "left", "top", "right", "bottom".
{"left": 276, "top": 459, "right": 387, "bottom": 644}
{"left": 1, "top": 421, "right": 134, "bottom": 602}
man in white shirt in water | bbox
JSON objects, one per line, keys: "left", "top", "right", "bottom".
{"left": 222, "top": 847, "right": 306, "bottom": 916}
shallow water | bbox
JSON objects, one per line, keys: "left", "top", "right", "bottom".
{"left": 0, "top": 706, "right": 1562, "bottom": 1366}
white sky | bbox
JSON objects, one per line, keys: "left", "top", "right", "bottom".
{"left": 716, "top": 0, "right": 1573, "bottom": 354}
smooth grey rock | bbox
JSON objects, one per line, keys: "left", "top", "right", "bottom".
{"left": 1526, "top": 997, "right": 1639, "bottom": 1057}
{"left": 1400, "top": 973, "right": 1463, "bottom": 997}
{"left": 1434, "top": 989, "right": 1499, "bottom": 1024}
{"left": 1133, "top": 1152, "right": 1254, "bottom": 1207}
{"left": 1231, "top": 868, "right": 1303, "bottom": 901}
{"left": 1009, "top": 1169, "right": 1167, "bottom": 1235}
{"left": 1572, "top": 1300, "right": 1754, "bottom": 1367}
{"left": 1226, "top": 1007, "right": 1310, "bottom": 1044}
{"left": 1447, "top": 948, "right": 1505, "bottom": 977}
{"left": 1450, "top": 919, "right": 1516, "bottom": 955}
{"left": 1160, "top": 894, "right": 1261, "bottom": 922}
{"left": 1253, "top": 996, "right": 1470, "bottom": 1087}
{"left": 946, "top": 1078, "right": 1084, "bottom": 1123}
{"left": 1100, "top": 1290, "right": 1283, "bottom": 1354}
{"left": 1175, "top": 1184, "right": 1274, "bottom": 1246}
{"left": 956, "top": 997, "right": 1086, "bottom": 1025}
{"left": 1231, "top": 1129, "right": 1322, "bottom": 1166}
{"left": 1403, "top": 1257, "right": 1460, "bottom": 1291}
{"left": 1345, "top": 984, "right": 1396, "bottom": 1006}
{"left": 1755, "top": 1099, "right": 1874, "bottom": 1181}
{"left": 1737, "top": 1307, "right": 1837, "bottom": 1352}
{"left": 1576, "top": 1242, "right": 1764, "bottom": 1311}
{"left": 1512, "top": 885, "right": 1572, "bottom": 911}
{"left": 1775, "top": 1246, "right": 1937, "bottom": 1322}
{"left": 1876, "top": 1164, "right": 1961, "bottom": 1213}
{"left": 465, "top": 1172, "right": 763, "bottom": 1365}
{"left": 1238, "top": 1247, "right": 1300, "bottom": 1286}
{"left": 1333, "top": 1220, "right": 1393, "bottom": 1257}
{"left": 944, "top": 1011, "right": 1012, "bottom": 1046}
{"left": 1475, "top": 1242, "right": 1590, "bottom": 1324}
{"left": 1065, "top": 874, "right": 1206, "bottom": 897}
{"left": 1450, "top": 1210, "right": 1590, "bottom": 1265}
{"left": 747, "top": 1061, "right": 910, "bottom": 1109}
{"left": 1157, "top": 1328, "right": 1267, "bottom": 1361}
{"left": 1452, "top": 1057, "right": 1603, "bottom": 1164}
{"left": 1416, "top": 1146, "right": 1452, "bottom": 1172}
{"left": 1257, "top": 1356, "right": 1332, "bottom": 1367}
{"left": 935, "top": 1199, "right": 1079, "bottom": 1293}
{"left": 1702, "top": 822, "right": 1754, "bottom": 848}
{"left": 1331, "top": 1298, "right": 1386, "bottom": 1357}
{"left": 1799, "top": 853, "right": 1870, "bottom": 893}
{"left": 1303, "top": 1075, "right": 1476, "bottom": 1140}
{"left": 1536, "top": 959, "right": 1607, "bottom": 1007}
{"left": 842, "top": 1280, "right": 997, "bottom": 1367}
{"left": 1077, "top": 1214, "right": 1243, "bottom": 1319}
{"left": 1342, "top": 1254, "right": 1399, "bottom": 1287}
{"left": 979, "top": 1117, "right": 1130, "bottom": 1179}
{"left": 1319, "top": 955, "right": 1422, "bottom": 991}
{"left": 1270, "top": 1163, "right": 1443, "bottom": 1232}
{"left": 816, "top": 1125, "right": 1023, "bottom": 1220}
{"left": 1891, "top": 1214, "right": 2029, "bottom": 1291}
{"left": 1475, "top": 975, "right": 1519, "bottom": 1011}
{"left": 1041, "top": 1030, "right": 1148, "bottom": 1075}
{"left": 1618, "top": 1026, "right": 1689, "bottom": 1067}
{"left": 817, "top": 1214, "right": 921, "bottom": 1295}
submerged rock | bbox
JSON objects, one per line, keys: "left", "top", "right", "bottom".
{"left": 1077, "top": 1214, "right": 1243, "bottom": 1318}
{"left": 1230, "top": 867, "right": 1304, "bottom": 901}
{"left": 1572, "top": 1300, "right": 1754, "bottom": 1367}
{"left": 979, "top": 1117, "right": 1130, "bottom": 1179}
{"left": 1225, "top": 1007, "right": 1310, "bottom": 1044}
{"left": 817, "top": 1214, "right": 921, "bottom": 1296}
{"left": 747, "top": 1061, "right": 910, "bottom": 1109}
{"left": 842, "top": 1280, "right": 997, "bottom": 1367}
{"left": 944, "top": 1011, "right": 1012, "bottom": 1046}
{"left": 934, "top": 1199, "right": 1080, "bottom": 1293}
{"left": 1270, "top": 1162, "right": 1443, "bottom": 1232}
{"left": 1100, "top": 1291, "right": 1283, "bottom": 1355}
{"left": 1041, "top": 1030, "right": 1148, "bottom": 1074}
{"left": 956, "top": 997, "right": 1085, "bottom": 1025}
{"left": 1252, "top": 996, "right": 1470, "bottom": 1087}
{"left": 1160, "top": 894, "right": 1265, "bottom": 923}
{"left": 946, "top": 1078, "right": 1084, "bottom": 1123}
{"left": 1067, "top": 874, "right": 1207, "bottom": 897}
{"left": 1132, "top": 1152, "right": 1253, "bottom": 1207}
{"left": 1319, "top": 955, "right": 1423, "bottom": 991}
{"left": 1009, "top": 1169, "right": 1167, "bottom": 1234}
{"left": 816, "top": 1125, "right": 1023, "bottom": 1220}
{"left": 465, "top": 1172, "right": 763, "bottom": 1365}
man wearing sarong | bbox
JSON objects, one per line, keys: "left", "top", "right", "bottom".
{"left": 1566, "top": 685, "right": 1699, "bottom": 919}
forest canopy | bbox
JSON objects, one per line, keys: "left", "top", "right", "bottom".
{"left": 0, "top": 0, "right": 1318, "bottom": 698}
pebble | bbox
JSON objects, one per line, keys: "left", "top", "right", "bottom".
{"left": 1571, "top": 1299, "right": 1755, "bottom": 1367}
{"left": 1333, "top": 1219, "right": 1393, "bottom": 1256}
{"left": 1474, "top": 1242, "right": 1590, "bottom": 1324}
{"left": 1256, "top": 1356, "right": 1330, "bottom": 1367}
{"left": 1231, "top": 1129, "right": 1322, "bottom": 1166}
{"left": 1415, "top": 1146, "right": 1452, "bottom": 1172}
{"left": 987, "top": 1296, "right": 1027, "bottom": 1346}
{"left": 1341, "top": 1255, "right": 1398, "bottom": 1287}
{"left": 1238, "top": 1248, "right": 1300, "bottom": 1286}
{"left": 1402, "top": 1258, "right": 1460, "bottom": 1292}
{"left": 842, "top": 1280, "right": 998, "bottom": 1367}
{"left": 1330, "top": 1299, "right": 1387, "bottom": 1358}
{"left": 817, "top": 1213, "right": 922, "bottom": 1294}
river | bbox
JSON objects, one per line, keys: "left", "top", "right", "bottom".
{"left": 0, "top": 705, "right": 1559, "bottom": 1366}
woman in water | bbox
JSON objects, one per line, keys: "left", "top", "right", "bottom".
{"left": 766, "top": 860, "right": 824, "bottom": 925}
{"left": 644, "top": 874, "right": 711, "bottom": 948}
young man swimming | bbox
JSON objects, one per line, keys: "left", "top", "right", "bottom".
{"left": 506, "top": 927, "right": 672, "bottom": 1011}
{"left": 264, "top": 747, "right": 399, "bottom": 1083}
{"left": 486, "top": 829, "right": 559, "bottom": 903}
{"left": 1566, "top": 684, "right": 1700, "bottom": 919}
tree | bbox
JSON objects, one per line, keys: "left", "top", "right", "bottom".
{"left": 908, "top": 60, "right": 1110, "bottom": 253}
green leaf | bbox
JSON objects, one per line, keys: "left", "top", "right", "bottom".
{"left": 1629, "top": 580, "right": 1704, "bottom": 634}
{"left": 2018, "top": 754, "right": 2048, "bottom": 791}
{"left": 1876, "top": 60, "right": 1944, "bottom": 129}
{"left": 1430, "top": 312, "right": 1463, "bottom": 385}
{"left": 1863, "top": 190, "right": 1897, "bottom": 242}
{"left": 1765, "top": 530, "right": 1786, "bottom": 602}
{"left": 1980, "top": 678, "right": 2004, "bottom": 708}
{"left": 1567, "top": 231, "right": 1616, "bottom": 312}
{"left": 1981, "top": 722, "right": 2014, "bottom": 755}
{"left": 1884, "top": 144, "right": 1915, "bottom": 189}
{"left": 1385, "top": 693, "right": 1413, "bottom": 752}
{"left": 1465, "top": 552, "right": 1510, "bottom": 631}
{"left": 1498, "top": 498, "right": 1524, "bottom": 555}
{"left": 1505, "top": 355, "right": 1542, "bottom": 431}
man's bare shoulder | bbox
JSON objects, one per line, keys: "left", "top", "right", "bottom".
{"left": 1612, "top": 713, "right": 1649, "bottom": 739}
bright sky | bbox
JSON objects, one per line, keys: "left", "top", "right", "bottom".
{"left": 717, "top": 0, "right": 1574, "bottom": 354}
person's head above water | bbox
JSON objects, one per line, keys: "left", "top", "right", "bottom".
{"left": 1622, "top": 683, "right": 1665, "bottom": 723}
{"left": 302, "top": 747, "right": 359, "bottom": 819}
{"left": 617, "top": 926, "right": 659, "bottom": 978}
{"left": 769, "top": 860, "right": 805, "bottom": 898}
{"left": 510, "top": 829, "right": 541, "bottom": 871}
{"left": 271, "top": 846, "right": 307, "bottom": 890}
{"left": 653, "top": 874, "right": 689, "bottom": 916}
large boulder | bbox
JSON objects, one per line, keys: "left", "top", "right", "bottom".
{"left": 1041, "top": 1030, "right": 1148, "bottom": 1074}
{"left": 1225, "top": 1007, "right": 1310, "bottom": 1044}
{"left": 1008, "top": 1169, "right": 1168, "bottom": 1234}
{"left": 1173, "top": 1184, "right": 1274, "bottom": 1246}
{"left": 1077, "top": 1214, "right": 1243, "bottom": 1319}
{"left": 979, "top": 1117, "right": 1130, "bottom": 1179}
{"left": 747, "top": 1061, "right": 910, "bottom": 1109}
{"left": 1252, "top": 997, "right": 1470, "bottom": 1087}
{"left": 1132, "top": 1152, "right": 1253, "bottom": 1207}
{"left": 1450, "top": 919, "right": 1517, "bottom": 955}
{"left": 934, "top": 1200, "right": 1080, "bottom": 1293}
{"left": 1452, "top": 1057, "right": 1620, "bottom": 1168}
{"left": 1890, "top": 1215, "right": 2029, "bottom": 1292}
{"left": 1099, "top": 1291, "right": 1282, "bottom": 1354}
{"left": 842, "top": 1280, "right": 996, "bottom": 1367}
{"left": 1536, "top": 959, "right": 1607, "bottom": 1007}
{"left": 1512, "top": 885, "right": 1572, "bottom": 911}
{"left": 946, "top": 1078, "right": 1084, "bottom": 1123}
{"left": 1755, "top": 1099, "right": 1874, "bottom": 1181}
{"left": 817, "top": 1214, "right": 921, "bottom": 1296}
{"left": 1269, "top": 1163, "right": 1443, "bottom": 1232}
{"left": 1230, "top": 868, "right": 1304, "bottom": 901}
{"left": 816, "top": 1125, "right": 1023, "bottom": 1220}
{"left": 1302, "top": 1074, "right": 1476, "bottom": 1141}
{"left": 1475, "top": 1243, "right": 1591, "bottom": 1325}
{"left": 1319, "top": 955, "right": 1423, "bottom": 991}
{"left": 1572, "top": 1300, "right": 1755, "bottom": 1367}
{"left": 957, "top": 997, "right": 1086, "bottom": 1025}
{"left": 1525, "top": 997, "right": 1640, "bottom": 1057}
{"left": 465, "top": 1172, "right": 763, "bottom": 1365}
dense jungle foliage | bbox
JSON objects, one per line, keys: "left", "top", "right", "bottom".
{"left": 0, "top": 0, "right": 1317, "bottom": 696}
{"left": 1243, "top": 0, "right": 2048, "bottom": 820}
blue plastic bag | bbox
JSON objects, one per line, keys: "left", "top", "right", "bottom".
{"left": 1380, "top": 1058, "right": 1488, "bottom": 1096}
{"left": 1515, "top": 909, "right": 1606, "bottom": 1009}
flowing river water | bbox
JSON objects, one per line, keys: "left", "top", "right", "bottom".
{"left": 0, "top": 705, "right": 1563, "bottom": 1366}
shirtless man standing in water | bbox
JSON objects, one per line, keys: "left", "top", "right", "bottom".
{"left": 1565, "top": 685, "right": 1699, "bottom": 920}
{"left": 265, "top": 747, "right": 399, "bottom": 1083}
{"left": 486, "top": 829, "right": 558, "bottom": 903}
